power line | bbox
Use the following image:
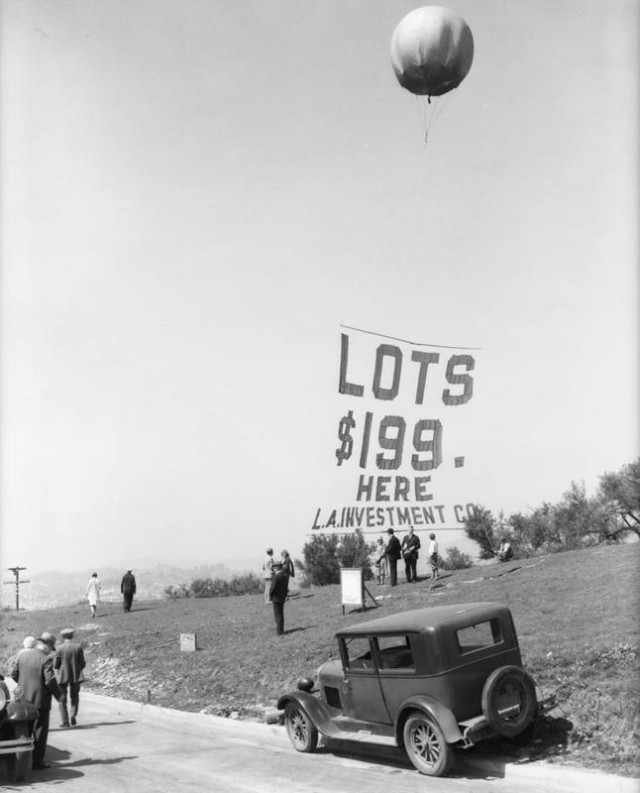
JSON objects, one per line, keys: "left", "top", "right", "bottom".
{"left": 4, "top": 566, "right": 30, "bottom": 611}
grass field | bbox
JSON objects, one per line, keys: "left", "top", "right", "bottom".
{"left": 2, "top": 543, "right": 638, "bottom": 777}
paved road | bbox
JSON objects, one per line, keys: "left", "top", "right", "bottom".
{"left": 1, "top": 693, "right": 634, "bottom": 793}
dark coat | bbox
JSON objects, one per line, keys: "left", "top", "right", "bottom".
{"left": 54, "top": 641, "right": 86, "bottom": 684}
{"left": 11, "top": 648, "right": 60, "bottom": 710}
{"left": 269, "top": 570, "right": 290, "bottom": 604}
{"left": 402, "top": 532, "right": 421, "bottom": 559}
{"left": 385, "top": 534, "right": 402, "bottom": 560}
{"left": 121, "top": 572, "right": 136, "bottom": 594}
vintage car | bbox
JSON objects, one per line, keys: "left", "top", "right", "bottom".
{"left": 0, "top": 678, "right": 38, "bottom": 782}
{"left": 276, "top": 602, "right": 553, "bottom": 777}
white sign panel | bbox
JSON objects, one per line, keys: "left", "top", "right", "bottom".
{"left": 341, "top": 568, "right": 364, "bottom": 608}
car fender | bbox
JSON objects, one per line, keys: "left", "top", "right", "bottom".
{"left": 276, "top": 691, "right": 333, "bottom": 735}
{"left": 6, "top": 701, "right": 39, "bottom": 723}
{"left": 395, "top": 695, "right": 463, "bottom": 745}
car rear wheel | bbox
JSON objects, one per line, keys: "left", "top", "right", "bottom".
{"left": 403, "top": 711, "right": 452, "bottom": 777}
{"left": 284, "top": 702, "right": 318, "bottom": 753}
{"left": 482, "top": 666, "right": 537, "bottom": 738}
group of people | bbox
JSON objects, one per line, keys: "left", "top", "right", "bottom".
{"left": 262, "top": 548, "right": 295, "bottom": 635}
{"left": 83, "top": 569, "right": 138, "bottom": 618}
{"left": 5, "top": 628, "right": 86, "bottom": 770}
{"left": 376, "top": 527, "right": 440, "bottom": 586}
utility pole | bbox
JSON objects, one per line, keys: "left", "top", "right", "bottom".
{"left": 4, "top": 566, "right": 30, "bottom": 611}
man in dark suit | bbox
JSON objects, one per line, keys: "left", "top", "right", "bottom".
{"left": 54, "top": 628, "right": 85, "bottom": 727}
{"left": 383, "top": 528, "right": 402, "bottom": 587}
{"left": 269, "top": 563, "right": 290, "bottom": 635}
{"left": 401, "top": 526, "right": 421, "bottom": 583}
{"left": 11, "top": 632, "right": 60, "bottom": 769}
{"left": 121, "top": 569, "right": 137, "bottom": 612}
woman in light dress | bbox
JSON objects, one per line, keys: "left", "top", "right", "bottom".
{"left": 375, "top": 538, "right": 388, "bottom": 584}
{"left": 85, "top": 572, "right": 102, "bottom": 618}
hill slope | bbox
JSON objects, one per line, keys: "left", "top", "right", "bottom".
{"left": 2, "top": 543, "right": 638, "bottom": 776}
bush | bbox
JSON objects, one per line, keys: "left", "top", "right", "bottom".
{"left": 440, "top": 546, "right": 474, "bottom": 571}
{"left": 164, "top": 584, "right": 191, "bottom": 600}
{"left": 174, "top": 573, "right": 264, "bottom": 599}
{"left": 300, "top": 530, "right": 375, "bottom": 586}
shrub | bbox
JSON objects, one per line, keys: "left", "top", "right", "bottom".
{"left": 440, "top": 546, "right": 474, "bottom": 571}
{"left": 164, "top": 584, "right": 191, "bottom": 600}
{"left": 301, "top": 530, "right": 375, "bottom": 586}
{"left": 189, "top": 573, "right": 263, "bottom": 598}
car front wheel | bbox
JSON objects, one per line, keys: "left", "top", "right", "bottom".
{"left": 284, "top": 702, "right": 318, "bottom": 753}
{"left": 403, "top": 711, "right": 452, "bottom": 777}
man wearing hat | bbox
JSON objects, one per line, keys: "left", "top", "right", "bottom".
{"left": 380, "top": 528, "right": 402, "bottom": 587}
{"left": 54, "top": 628, "right": 86, "bottom": 727}
{"left": 11, "top": 632, "right": 60, "bottom": 769}
{"left": 269, "top": 561, "right": 291, "bottom": 635}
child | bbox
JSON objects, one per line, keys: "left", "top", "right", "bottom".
{"left": 427, "top": 533, "right": 439, "bottom": 580}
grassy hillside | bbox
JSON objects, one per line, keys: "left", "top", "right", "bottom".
{"left": 2, "top": 543, "right": 638, "bottom": 776}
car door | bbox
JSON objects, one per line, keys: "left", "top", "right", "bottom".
{"left": 375, "top": 634, "right": 421, "bottom": 721}
{"left": 340, "top": 636, "right": 390, "bottom": 724}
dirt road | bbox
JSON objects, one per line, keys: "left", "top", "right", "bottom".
{"left": 2, "top": 693, "right": 633, "bottom": 793}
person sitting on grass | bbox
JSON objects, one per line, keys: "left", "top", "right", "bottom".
{"left": 497, "top": 540, "right": 513, "bottom": 562}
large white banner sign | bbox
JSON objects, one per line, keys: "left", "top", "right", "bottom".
{"left": 311, "top": 328, "right": 481, "bottom": 532}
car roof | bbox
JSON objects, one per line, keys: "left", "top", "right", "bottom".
{"left": 335, "top": 602, "right": 509, "bottom": 637}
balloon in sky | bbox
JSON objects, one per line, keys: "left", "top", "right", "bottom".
{"left": 390, "top": 6, "right": 474, "bottom": 98}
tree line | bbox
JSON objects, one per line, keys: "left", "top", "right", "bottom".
{"left": 464, "top": 458, "right": 640, "bottom": 558}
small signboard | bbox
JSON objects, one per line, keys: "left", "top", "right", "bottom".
{"left": 180, "top": 633, "right": 197, "bottom": 652}
{"left": 341, "top": 568, "right": 364, "bottom": 610}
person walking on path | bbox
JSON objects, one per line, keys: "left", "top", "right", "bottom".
{"left": 121, "top": 569, "right": 137, "bottom": 612}
{"left": 11, "top": 632, "right": 60, "bottom": 770}
{"left": 85, "top": 572, "right": 102, "bottom": 618}
{"left": 381, "top": 528, "right": 401, "bottom": 587}
{"left": 269, "top": 563, "right": 290, "bottom": 635}
{"left": 401, "top": 526, "right": 421, "bottom": 583}
{"left": 54, "top": 628, "right": 85, "bottom": 728}
{"left": 262, "top": 548, "right": 275, "bottom": 604}
{"left": 427, "top": 533, "right": 440, "bottom": 580}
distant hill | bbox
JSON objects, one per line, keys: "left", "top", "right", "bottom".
{"left": 2, "top": 561, "right": 258, "bottom": 611}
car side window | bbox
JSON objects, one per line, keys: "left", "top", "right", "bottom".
{"left": 375, "top": 635, "right": 415, "bottom": 672}
{"left": 456, "top": 619, "right": 503, "bottom": 654}
{"left": 343, "top": 637, "right": 374, "bottom": 670}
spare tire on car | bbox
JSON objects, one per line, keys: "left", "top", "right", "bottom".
{"left": 481, "top": 665, "right": 537, "bottom": 738}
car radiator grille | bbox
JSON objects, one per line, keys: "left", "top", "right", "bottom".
{"left": 323, "top": 686, "right": 342, "bottom": 709}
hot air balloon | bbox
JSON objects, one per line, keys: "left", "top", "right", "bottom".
{"left": 391, "top": 6, "right": 474, "bottom": 138}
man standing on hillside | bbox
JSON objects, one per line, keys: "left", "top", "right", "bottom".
{"left": 269, "top": 562, "right": 290, "bottom": 635}
{"left": 380, "top": 528, "right": 402, "bottom": 587}
{"left": 121, "top": 569, "right": 137, "bottom": 612}
{"left": 54, "top": 628, "right": 85, "bottom": 727}
{"left": 401, "top": 526, "right": 421, "bottom": 583}
{"left": 11, "top": 632, "right": 60, "bottom": 770}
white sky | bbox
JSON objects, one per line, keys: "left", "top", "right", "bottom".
{"left": 1, "top": 0, "right": 638, "bottom": 574}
